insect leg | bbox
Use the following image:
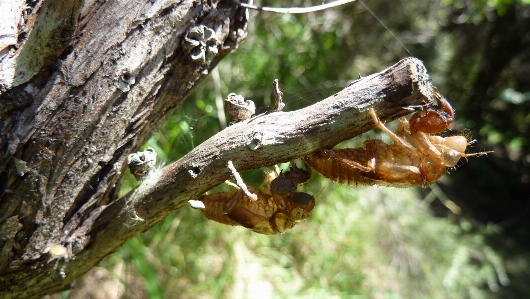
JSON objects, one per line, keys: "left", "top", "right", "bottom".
{"left": 274, "top": 164, "right": 281, "bottom": 175}
{"left": 368, "top": 108, "right": 414, "bottom": 150}
{"left": 396, "top": 117, "right": 410, "bottom": 138}
{"left": 263, "top": 167, "right": 280, "bottom": 195}
{"left": 335, "top": 156, "right": 374, "bottom": 172}
{"left": 288, "top": 160, "right": 312, "bottom": 184}
{"left": 311, "top": 148, "right": 373, "bottom": 173}
{"left": 433, "top": 87, "right": 454, "bottom": 120}
{"left": 300, "top": 159, "right": 313, "bottom": 179}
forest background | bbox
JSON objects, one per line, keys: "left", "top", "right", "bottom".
{"left": 50, "top": 0, "right": 530, "bottom": 298}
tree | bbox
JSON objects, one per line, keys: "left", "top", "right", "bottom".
{"left": 0, "top": 1, "right": 437, "bottom": 297}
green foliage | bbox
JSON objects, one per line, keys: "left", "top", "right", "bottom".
{"left": 440, "top": 0, "right": 530, "bottom": 20}
{"left": 124, "top": 238, "right": 165, "bottom": 299}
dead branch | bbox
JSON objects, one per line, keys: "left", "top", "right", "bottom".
{"left": 272, "top": 79, "right": 285, "bottom": 112}
{"left": 85, "top": 56, "right": 436, "bottom": 275}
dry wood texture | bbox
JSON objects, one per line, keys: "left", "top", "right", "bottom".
{"left": 0, "top": 0, "right": 437, "bottom": 297}
{"left": 1, "top": 0, "right": 247, "bottom": 297}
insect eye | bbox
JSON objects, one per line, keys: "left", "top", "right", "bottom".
{"left": 292, "top": 192, "right": 314, "bottom": 206}
{"left": 443, "top": 150, "right": 462, "bottom": 167}
{"left": 291, "top": 208, "right": 303, "bottom": 219}
{"left": 291, "top": 192, "right": 315, "bottom": 221}
{"left": 291, "top": 207, "right": 311, "bottom": 221}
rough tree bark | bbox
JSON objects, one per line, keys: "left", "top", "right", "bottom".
{"left": 0, "top": 0, "right": 436, "bottom": 298}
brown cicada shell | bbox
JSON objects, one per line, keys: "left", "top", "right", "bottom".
{"left": 193, "top": 162, "right": 315, "bottom": 235}
{"left": 306, "top": 89, "right": 490, "bottom": 187}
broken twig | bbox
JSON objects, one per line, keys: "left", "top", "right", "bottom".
{"left": 272, "top": 79, "right": 285, "bottom": 112}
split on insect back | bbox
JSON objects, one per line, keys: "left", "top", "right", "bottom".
{"left": 189, "top": 80, "right": 491, "bottom": 235}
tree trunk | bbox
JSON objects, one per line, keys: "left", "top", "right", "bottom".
{"left": 0, "top": 0, "right": 248, "bottom": 297}
{"left": 0, "top": 0, "right": 436, "bottom": 298}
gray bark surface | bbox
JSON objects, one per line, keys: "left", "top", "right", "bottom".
{"left": 0, "top": 0, "right": 247, "bottom": 297}
{"left": 0, "top": 0, "right": 436, "bottom": 298}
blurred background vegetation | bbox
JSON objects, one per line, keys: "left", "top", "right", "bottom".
{"left": 57, "top": 0, "right": 530, "bottom": 298}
